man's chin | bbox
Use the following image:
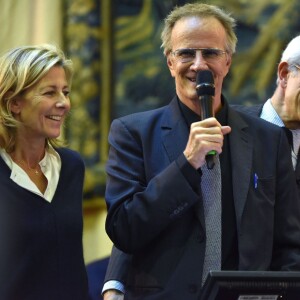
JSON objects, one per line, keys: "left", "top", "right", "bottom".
{"left": 283, "top": 119, "right": 300, "bottom": 129}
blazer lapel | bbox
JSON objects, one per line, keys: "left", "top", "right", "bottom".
{"left": 161, "top": 101, "right": 255, "bottom": 230}
{"left": 228, "top": 108, "right": 253, "bottom": 233}
{"left": 296, "top": 155, "right": 300, "bottom": 185}
{"left": 161, "top": 98, "right": 205, "bottom": 226}
{"left": 161, "top": 98, "right": 190, "bottom": 162}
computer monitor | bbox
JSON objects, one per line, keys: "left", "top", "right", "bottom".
{"left": 200, "top": 271, "right": 300, "bottom": 300}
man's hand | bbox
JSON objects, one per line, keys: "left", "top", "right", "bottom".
{"left": 183, "top": 117, "right": 231, "bottom": 169}
{"left": 103, "top": 289, "right": 124, "bottom": 300}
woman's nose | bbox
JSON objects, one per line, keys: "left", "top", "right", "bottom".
{"left": 56, "top": 94, "right": 70, "bottom": 108}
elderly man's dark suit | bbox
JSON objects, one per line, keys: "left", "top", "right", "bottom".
{"left": 104, "top": 97, "right": 300, "bottom": 300}
{"left": 233, "top": 104, "right": 300, "bottom": 195}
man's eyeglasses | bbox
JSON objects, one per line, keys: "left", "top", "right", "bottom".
{"left": 293, "top": 64, "right": 300, "bottom": 71}
{"left": 171, "top": 48, "right": 227, "bottom": 63}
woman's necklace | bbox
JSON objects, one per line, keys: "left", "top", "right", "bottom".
{"left": 11, "top": 155, "right": 41, "bottom": 176}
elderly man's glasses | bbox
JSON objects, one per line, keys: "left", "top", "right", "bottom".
{"left": 171, "top": 48, "right": 227, "bottom": 63}
{"left": 294, "top": 64, "right": 300, "bottom": 71}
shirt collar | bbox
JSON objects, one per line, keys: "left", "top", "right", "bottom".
{"left": 260, "top": 98, "right": 285, "bottom": 127}
{"left": 0, "top": 143, "right": 60, "bottom": 169}
{"left": 0, "top": 144, "right": 61, "bottom": 202}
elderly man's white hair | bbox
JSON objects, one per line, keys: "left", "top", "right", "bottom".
{"left": 280, "top": 35, "right": 300, "bottom": 63}
{"left": 275, "top": 35, "right": 300, "bottom": 85}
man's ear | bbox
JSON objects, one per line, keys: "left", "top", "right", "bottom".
{"left": 226, "top": 54, "right": 232, "bottom": 67}
{"left": 278, "top": 61, "right": 289, "bottom": 88}
{"left": 223, "top": 54, "right": 232, "bottom": 77}
{"left": 167, "top": 54, "right": 176, "bottom": 78}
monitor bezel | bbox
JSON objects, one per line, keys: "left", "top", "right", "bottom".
{"left": 200, "top": 271, "right": 300, "bottom": 300}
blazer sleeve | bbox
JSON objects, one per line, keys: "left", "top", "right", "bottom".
{"left": 104, "top": 246, "right": 131, "bottom": 284}
{"left": 105, "top": 117, "right": 201, "bottom": 253}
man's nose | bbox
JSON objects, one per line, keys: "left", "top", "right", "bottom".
{"left": 190, "top": 51, "right": 208, "bottom": 71}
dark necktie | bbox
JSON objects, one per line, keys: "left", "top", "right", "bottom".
{"left": 282, "top": 127, "right": 298, "bottom": 170}
{"left": 282, "top": 127, "right": 293, "bottom": 149}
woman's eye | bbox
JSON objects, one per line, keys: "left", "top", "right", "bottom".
{"left": 44, "top": 91, "right": 55, "bottom": 96}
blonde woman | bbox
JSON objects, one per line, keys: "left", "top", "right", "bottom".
{"left": 0, "top": 44, "right": 88, "bottom": 300}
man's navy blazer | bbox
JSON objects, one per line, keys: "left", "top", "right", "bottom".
{"left": 105, "top": 97, "right": 300, "bottom": 300}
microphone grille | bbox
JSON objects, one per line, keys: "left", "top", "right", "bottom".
{"left": 196, "top": 70, "right": 215, "bottom": 96}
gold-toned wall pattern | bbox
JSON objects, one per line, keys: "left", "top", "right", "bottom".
{"left": 64, "top": 0, "right": 112, "bottom": 201}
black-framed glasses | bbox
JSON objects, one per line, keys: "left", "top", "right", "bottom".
{"left": 171, "top": 48, "right": 227, "bottom": 63}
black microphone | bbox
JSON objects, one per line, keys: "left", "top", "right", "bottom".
{"left": 196, "top": 70, "right": 216, "bottom": 170}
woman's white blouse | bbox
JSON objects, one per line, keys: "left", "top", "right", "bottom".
{"left": 0, "top": 146, "right": 61, "bottom": 203}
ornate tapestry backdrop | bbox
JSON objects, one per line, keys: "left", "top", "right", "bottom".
{"left": 63, "top": 0, "right": 300, "bottom": 201}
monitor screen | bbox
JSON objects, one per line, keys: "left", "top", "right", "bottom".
{"left": 200, "top": 271, "right": 300, "bottom": 300}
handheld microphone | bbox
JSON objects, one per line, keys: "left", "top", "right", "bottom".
{"left": 196, "top": 70, "right": 216, "bottom": 170}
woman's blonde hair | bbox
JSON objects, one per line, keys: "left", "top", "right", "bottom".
{"left": 161, "top": 3, "right": 237, "bottom": 56}
{"left": 0, "top": 43, "right": 73, "bottom": 152}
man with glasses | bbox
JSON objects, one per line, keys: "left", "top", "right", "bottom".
{"left": 103, "top": 3, "right": 300, "bottom": 300}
